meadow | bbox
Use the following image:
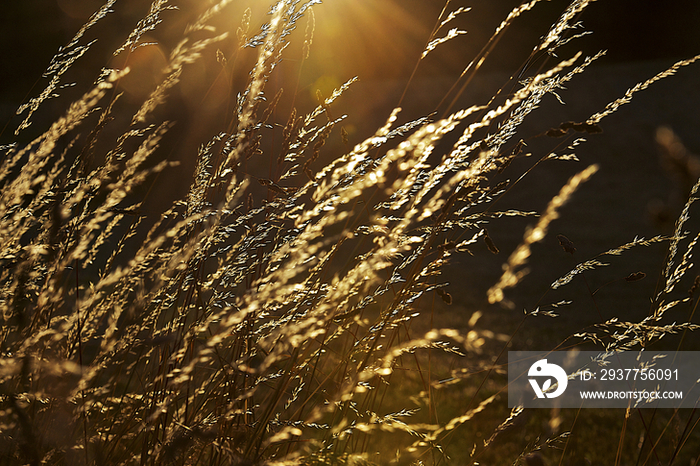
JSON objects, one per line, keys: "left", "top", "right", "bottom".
{"left": 1, "top": 1, "right": 700, "bottom": 464}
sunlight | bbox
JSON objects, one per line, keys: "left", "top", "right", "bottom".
{"left": 305, "top": 0, "right": 431, "bottom": 80}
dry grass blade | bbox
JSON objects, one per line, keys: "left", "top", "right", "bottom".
{"left": 2, "top": 1, "right": 699, "bottom": 465}
{"left": 489, "top": 164, "right": 598, "bottom": 306}
{"left": 588, "top": 54, "right": 700, "bottom": 124}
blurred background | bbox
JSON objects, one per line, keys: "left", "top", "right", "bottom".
{"left": 2, "top": 1, "right": 699, "bottom": 132}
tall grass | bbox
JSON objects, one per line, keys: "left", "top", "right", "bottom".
{"left": 1, "top": 1, "right": 699, "bottom": 464}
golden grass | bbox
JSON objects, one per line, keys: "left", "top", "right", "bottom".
{"left": 1, "top": 1, "right": 699, "bottom": 465}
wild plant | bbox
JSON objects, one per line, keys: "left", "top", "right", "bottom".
{"left": 0, "top": 1, "right": 699, "bottom": 465}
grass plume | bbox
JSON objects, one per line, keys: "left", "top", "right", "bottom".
{"left": 1, "top": 1, "right": 699, "bottom": 464}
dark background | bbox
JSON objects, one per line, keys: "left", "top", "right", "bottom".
{"left": 1, "top": 0, "right": 699, "bottom": 127}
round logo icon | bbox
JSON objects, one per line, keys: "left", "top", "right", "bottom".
{"left": 528, "top": 359, "right": 568, "bottom": 398}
